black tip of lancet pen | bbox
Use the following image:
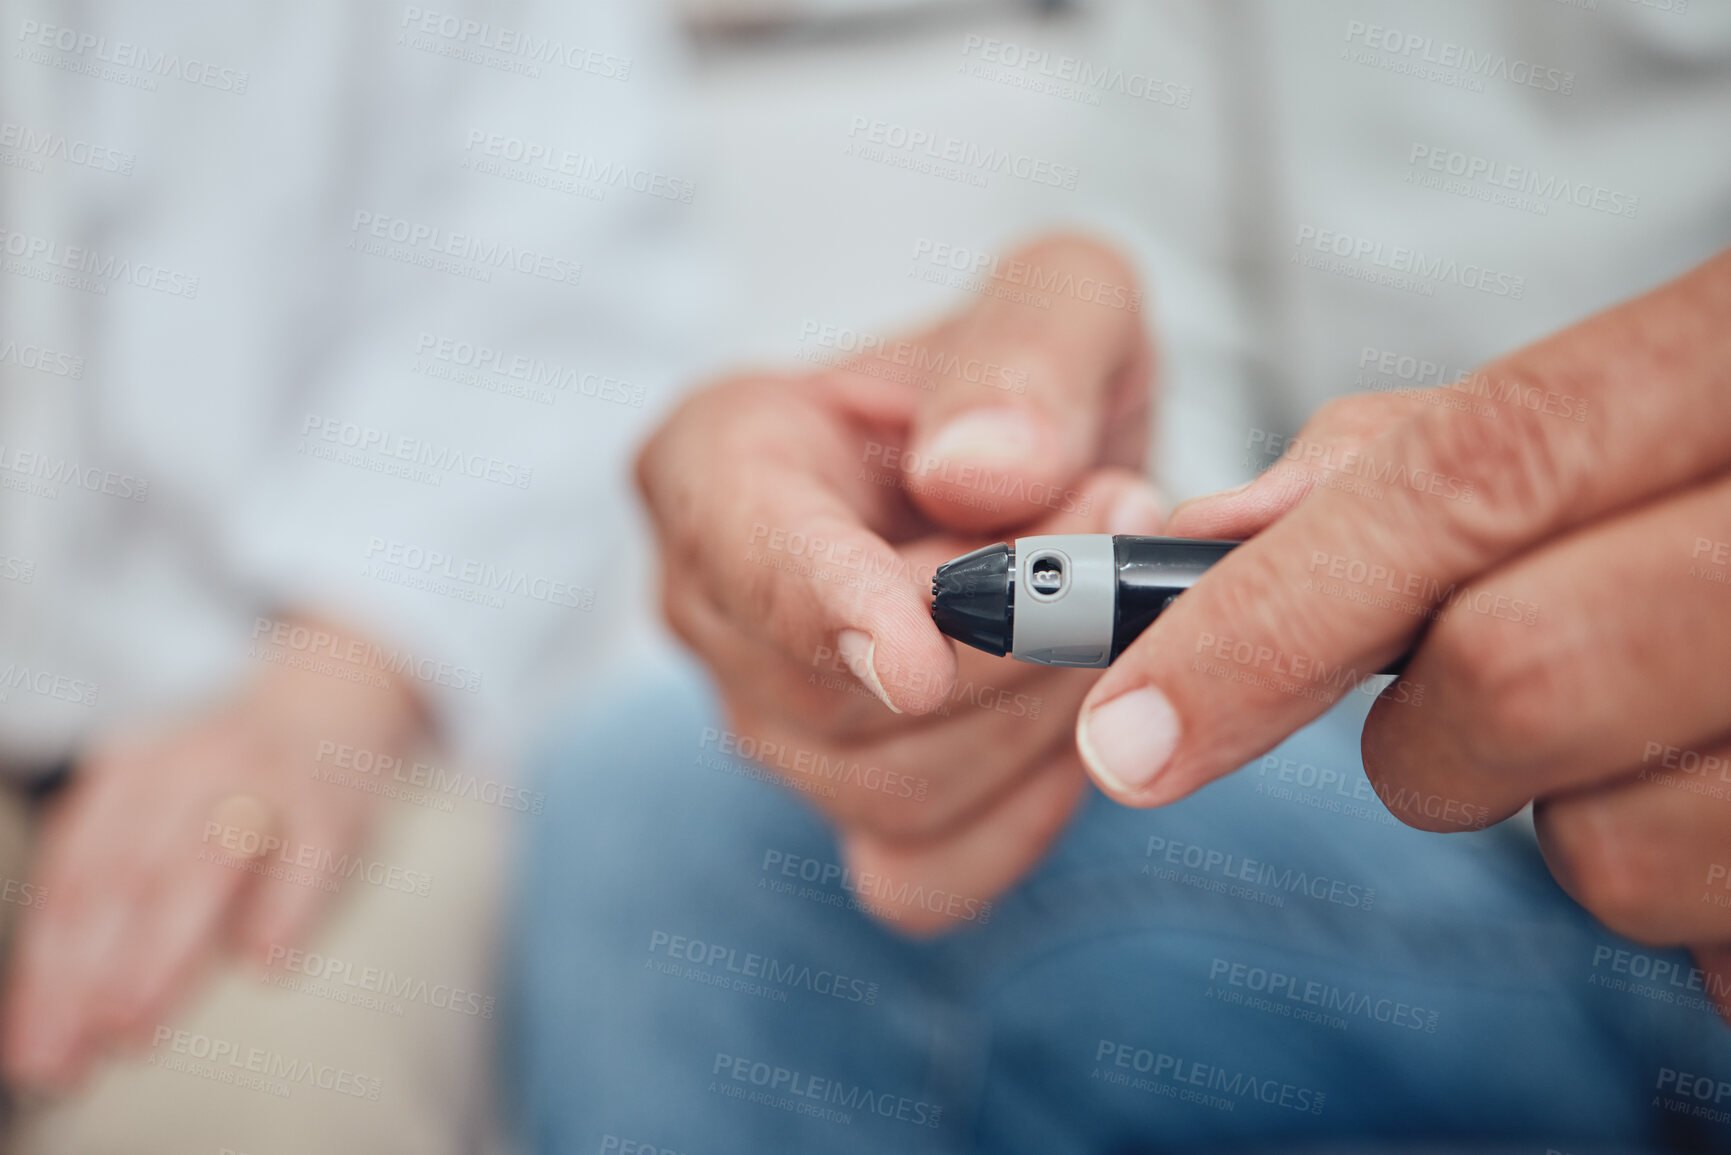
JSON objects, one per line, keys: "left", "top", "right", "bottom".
{"left": 930, "top": 542, "right": 1015, "bottom": 657}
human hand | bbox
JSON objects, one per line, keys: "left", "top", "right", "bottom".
{"left": 1, "top": 614, "right": 425, "bottom": 1089}
{"left": 1076, "top": 249, "right": 1731, "bottom": 1014}
{"left": 637, "top": 235, "right": 1163, "bottom": 932}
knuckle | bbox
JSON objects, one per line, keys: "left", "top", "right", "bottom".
{"left": 1544, "top": 801, "right": 1671, "bottom": 943}
{"left": 984, "top": 341, "right": 1069, "bottom": 405}
{"left": 1398, "top": 376, "right": 1585, "bottom": 552}
{"left": 1306, "top": 392, "right": 1399, "bottom": 438}
{"left": 1426, "top": 610, "right": 1567, "bottom": 770}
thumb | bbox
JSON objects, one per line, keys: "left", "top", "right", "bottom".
{"left": 902, "top": 234, "right": 1151, "bottom": 535}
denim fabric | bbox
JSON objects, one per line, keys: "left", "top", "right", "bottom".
{"left": 508, "top": 658, "right": 1731, "bottom": 1154}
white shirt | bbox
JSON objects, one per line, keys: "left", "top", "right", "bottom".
{"left": 0, "top": 0, "right": 707, "bottom": 772}
{"left": 676, "top": 0, "right": 1731, "bottom": 501}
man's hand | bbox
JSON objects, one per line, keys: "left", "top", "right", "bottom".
{"left": 1, "top": 614, "right": 425, "bottom": 1090}
{"left": 1075, "top": 249, "right": 1731, "bottom": 1014}
{"left": 638, "top": 235, "right": 1163, "bottom": 932}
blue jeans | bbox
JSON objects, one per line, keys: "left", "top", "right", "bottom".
{"left": 507, "top": 658, "right": 1731, "bottom": 1154}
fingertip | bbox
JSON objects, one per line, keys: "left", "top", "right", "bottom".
{"left": 918, "top": 407, "right": 1039, "bottom": 468}
{"left": 837, "top": 629, "right": 901, "bottom": 714}
{"left": 1164, "top": 479, "right": 1257, "bottom": 537}
{"left": 3, "top": 998, "right": 79, "bottom": 1092}
{"left": 1105, "top": 479, "right": 1167, "bottom": 536}
{"left": 903, "top": 405, "right": 1085, "bottom": 532}
{"left": 1077, "top": 684, "right": 1182, "bottom": 805}
{"left": 843, "top": 613, "right": 958, "bottom": 717}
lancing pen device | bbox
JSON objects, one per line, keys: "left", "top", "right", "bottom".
{"left": 930, "top": 534, "right": 1409, "bottom": 673}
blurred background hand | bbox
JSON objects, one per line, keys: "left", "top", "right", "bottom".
{"left": 1, "top": 614, "right": 424, "bottom": 1090}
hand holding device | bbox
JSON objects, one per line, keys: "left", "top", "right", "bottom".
{"left": 637, "top": 234, "right": 1162, "bottom": 932}
{"left": 1074, "top": 250, "right": 1731, "bottom": 1020}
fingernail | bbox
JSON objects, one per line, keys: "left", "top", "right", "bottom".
{"left": 837, "top": 629, "right": 901, "bottom": 714}
{"left": 921, "top": 409, "right": 1037, "bottom": 467}
{"left": 1108, "top": 483, "right": 1167, "bottom": 535}
{"left": 1077, "top": 685, "right": 1180, "bottom": 795}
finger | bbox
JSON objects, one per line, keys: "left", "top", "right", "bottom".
{"left": 839, "top": 752, "right": 1088, "bottom": 936}
{"left": 639, "top": 377, "right": 956, "bottom": 714}
{"left": 95, "top": 854, "right": 243, "bottom": 1039}
{"left": 1077, "top": 249, "right": 1731, "bottom": 807}
{"left": 708, "top": 469, "right": 1163, "bottom": 838}
{"left": 234, "top": 808, "right": 368, "bottom": 964}
{"left": 673, "top": 566, "right": 1061, "bottom": 746}
{"left": 2, "top": 887, "right": 120, "bottom": 1089}
{"left": 1363, "top": 470, "right": 1731, "bottom": 827}
{"left": 1534, "top": 755, "right": 1731, "bottom": 945}
{"left": 902, "top": 234, "right": 1152, "bottom": 533}
{"left": 1165, "top": 391, "right": 1437, "bottom": 540}
{"left": 1, "top": 777, "right": 149, "bottom": 1088}
{"left": 1689, "top": 942, "right": 1731, "bottom": 1024}
{"left": 730, "top": 661, "right": 1094, "bottom": 843}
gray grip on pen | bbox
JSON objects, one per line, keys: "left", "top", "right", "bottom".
{"left": 1010, "top": 534, "right": 1117, "bottom": 667}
